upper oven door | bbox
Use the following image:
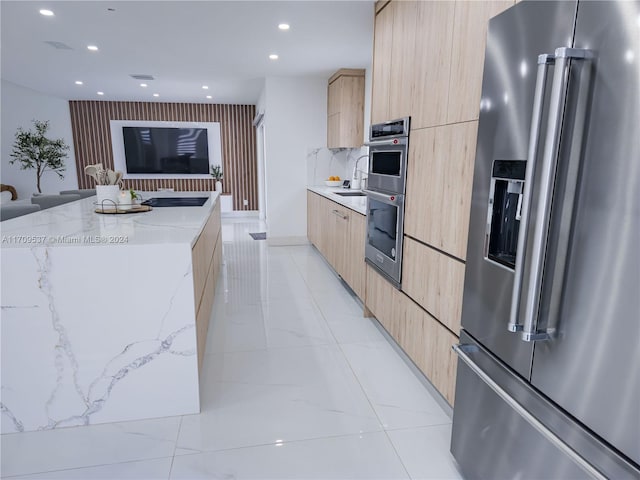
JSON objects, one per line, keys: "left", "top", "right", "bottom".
{"left": 367, "top": 137, "right": 408, "bottom": 194}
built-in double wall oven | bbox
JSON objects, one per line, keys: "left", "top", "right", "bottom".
{"left": 364, "top": 117, "right": 410, "bottom": 288}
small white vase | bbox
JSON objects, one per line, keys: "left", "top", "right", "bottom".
{"left": 96, "top": 185, "right": 120, "bottom": 209}
{"left": 215, "top": 181, "right": 222, "bottom": 193}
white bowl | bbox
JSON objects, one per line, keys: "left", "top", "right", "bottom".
{"left": 325, "top": 180, "right": 342, "bottom": 187}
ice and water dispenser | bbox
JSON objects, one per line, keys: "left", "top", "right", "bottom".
{"left": 485, "top": 160, "right": 526, "bottom": 269}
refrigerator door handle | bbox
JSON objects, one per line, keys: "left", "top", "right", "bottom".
{"left": 508, "top": 53, "right": 555, "bottom": 333}
{"left": 453, "top": 344, "right": 607, "bottom": 480}
{"left": 521, "top": 47, "right": 591, "bottom": 342}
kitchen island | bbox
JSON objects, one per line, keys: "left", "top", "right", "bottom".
{"left": 0, "top": 192, "right": 221, "bottom": 433}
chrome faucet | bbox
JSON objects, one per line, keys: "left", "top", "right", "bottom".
{"left": 352, "top": 154, "right": 369, "bottom": 185}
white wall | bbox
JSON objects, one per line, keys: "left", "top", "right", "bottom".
{"left": 256, "top": 86, "right": 267, "bottom": 221}
{"left": 263, "top": 76, "right": 327, "bottom": 244}
{"left": 1, "top": 79, "right": 78, "bottom": 199}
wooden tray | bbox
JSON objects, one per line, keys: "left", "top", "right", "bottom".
{"left": 95, "top": 205, "right": 152, "bottom": 214}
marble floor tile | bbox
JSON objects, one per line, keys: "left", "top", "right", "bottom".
{"left": 340, "top": 341, "right": 451, "bottom": 430}
{"left": 313, "top": 287, "right": 366, "bottom": 318}
{"left": 0, "top": 218, "right": 459, "bottom": 480}
{"left": 175, "top": 345, "right": 382, "bottom": 455}
{"left": 322, "top": 310, "right": 387, "bottom": 345}
{"left": 258, "top": 299, "right": 336, "bottom": 347}
{"left": 170, "top": 432, "right": 409, "bottom": 480}
{"left": 206, "top": 297, "right": 334, "bottom": 353}
{"left": 1, "top": 417, "right": 180, "bottom": 477}
{"left": 386, "top": 425, "right": 463, "bottom": 480}
{"left": 4, "top": 458, "right": 173, "bottom": 479}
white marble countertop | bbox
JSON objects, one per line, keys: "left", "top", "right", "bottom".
{"left": 307, "top": 186, "right": 367, "bottom": 216}
{"left": 0, "top": 191, "right": 218, "bottom": 248}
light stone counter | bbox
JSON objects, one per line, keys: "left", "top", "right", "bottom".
{"left": 306, "top": 186, "right": 367, "bottom": 216}
{"left": 0, "top": 192, "right": 219, "bottom": 433}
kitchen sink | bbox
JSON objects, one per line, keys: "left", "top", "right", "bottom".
{"left": 333, "top": 191, "right": 366, "bottom": 197}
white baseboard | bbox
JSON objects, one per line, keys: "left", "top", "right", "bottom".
{"left": 267, "top": 236, "right": 310, "bottom": 246}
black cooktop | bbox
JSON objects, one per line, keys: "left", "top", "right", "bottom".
{"left": 142, "top": 197, "right": 209, "bottom": 207}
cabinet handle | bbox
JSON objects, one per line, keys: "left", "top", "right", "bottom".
{"left": 331, "top": 209, "right": 348, "bottom": 220}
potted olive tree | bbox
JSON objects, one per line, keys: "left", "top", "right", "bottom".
{"left": 9, "top": 120, "right": 69, "bottom": 194}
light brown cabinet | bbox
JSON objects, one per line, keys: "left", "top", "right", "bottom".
{"left": 344, "top": 211, "right": 366, "bottom": 300}
{"left": 363, "top": 0, "right": 518, "bottom": 406}
{"left": 371, "top": 0, "right": 513, "bottom": 128}
{"left": 412, "top": 1, "right": 455, "bottom": 129}
{"left": 404, "top": 122, "right": 478, "bottom": 261}
{"left": 365, "top": 265, "right": 458, "bottom": 405}
{"left": 387, "top": 1, "right": 418, "bottom": 121}
{"left": 191, "top": 199, "right": 222, "bottom": 372}
{"left": 307, "top": 191, "right": 366, "bottom": 301}
{"left": 402, "top": 236, "right": 465, "bottom": 335}
{"left": 447, "top": 1, "right": 514, "bottom": 123}
{"left": 327, "top": 69, "right": 365, "bottom": 148}
{"left": 326, "top": 203, "right": 348, "bottom": 278}
{"left": 371, "top": 3, "right": 393, "bottom": 124}
{"left": 307, "top": 191, "right": 323, "bottom": 250}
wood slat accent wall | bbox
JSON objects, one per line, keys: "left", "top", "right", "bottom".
{"left": 68, "top": 101, "right": 257, "bottom": 210}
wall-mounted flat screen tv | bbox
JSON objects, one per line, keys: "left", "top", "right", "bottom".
{"left": 123, "top": 127, "right": 209, "bottom": 174}
{"left": 110, "top": 120, "right": 223, "bottom": 179}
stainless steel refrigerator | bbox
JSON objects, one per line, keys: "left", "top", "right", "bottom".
{"left": 451, "top": 1, "right": 640, "bottom": 478}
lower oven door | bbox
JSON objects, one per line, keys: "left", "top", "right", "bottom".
{"left": 363, "top": 189, "right": 404, "bottom": 288}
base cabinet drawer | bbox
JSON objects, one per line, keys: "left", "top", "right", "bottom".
{"left": 365, "top": 265, "right": 458, "bottom": 405}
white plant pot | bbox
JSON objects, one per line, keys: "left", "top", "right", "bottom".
{"left": 96, "top": 185, "right": 120, "bottom": 209}
{"left": 215, "top": 181, "right": 223, "bottom": 193}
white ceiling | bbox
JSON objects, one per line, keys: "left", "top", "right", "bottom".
{"left": 1, "top": 1, "right": 374, "bottom": 104}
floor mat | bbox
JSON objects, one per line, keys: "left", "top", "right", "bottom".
{"left": 249, "top": 232, "right": 267, "bottom": 240}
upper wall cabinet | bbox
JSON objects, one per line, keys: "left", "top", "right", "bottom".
{"left": 327, "top": 69, "right": 365, "bottom": 148}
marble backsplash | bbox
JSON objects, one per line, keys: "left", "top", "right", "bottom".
{"left": 307, "top": 147, "right": 369, "bottom": 187}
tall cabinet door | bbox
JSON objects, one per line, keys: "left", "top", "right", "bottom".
{"left": 371, "top": 3, "right": 393, "bottom": 124}
{"left": 530, "top": 1, "right": 640, "bottom": 466}
{"left": 387, "top": 1, "right": 417, "bottom": 121}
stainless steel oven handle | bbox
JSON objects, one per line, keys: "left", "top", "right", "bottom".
{"left": 365, "top": 138, "right": 406, "bottom": 147}
{"left": 362, "top": 189, "right": 402, "bottom": 205}
{"left": 509, "top": 53, "right": 555, "bottom": 333}
{"left": 520, "top": 48, "right": 590, "bottom": 342}
{"left": 453, "top": 344, "right": 606, "bottom": 480}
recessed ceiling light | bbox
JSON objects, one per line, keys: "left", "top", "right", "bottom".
{"left": 202, "top": 85, "right": 209, "bottom": 90}
{"left": 87, "top": 45, "right": 99, "bottom": 51}
{"left": 278, "top": 23, "right": 290, "bottom": 30}
{"left": 153, "top": 93, "right": 159, "bottom": 97}
{"left": 206, "top": 95, "right": 212, "bottom": 99}
{"left": 140, "top": 83, "right": 148, "bottom": 87}
{"left": 97, "top": 91, "right": 104, "bottom": 96}
{"left": 269, "top": 54, "right": 279, "bottom": 60}
{"left": 75, "top": 80, "right": 83, "bottom": 85}
{"left": 39, "top": 9, "right": 54, "bottom": 16}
